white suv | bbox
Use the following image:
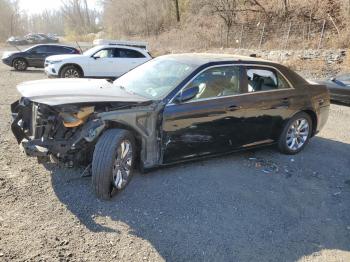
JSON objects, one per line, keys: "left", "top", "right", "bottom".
{"left": 45, "top": 41, "right": 152, "bottom": 78}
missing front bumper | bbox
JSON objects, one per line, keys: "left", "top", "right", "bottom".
{"left": 20, "top": 139, "right": 49, "bottom": 157}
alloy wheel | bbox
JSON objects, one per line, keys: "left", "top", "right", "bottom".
{"left": 286, "top": 118, "right": 310, "bottom": 151}
{"left": 14, "top": 60, "right": 26, "bottom": 70}
{"left": 64, "top": 68, "right": 80, "bottom": 78}
{"left": 112, "top": 140, "right": 133, "bottom": 189}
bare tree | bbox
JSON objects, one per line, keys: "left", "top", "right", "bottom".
{"left": 209, "top": 0, "right": 238, "bottom": 47}
{"left": 26, "top": 10, "right": 65, "bottom": 35}
{"left": 61, "top": 0, "right": 98, "bottom": 35}
{"left": 102, "top": 0, "right": 174, "bottom": 37}
{"left": 0, "top": 0, "right": 24, "bottom": 41}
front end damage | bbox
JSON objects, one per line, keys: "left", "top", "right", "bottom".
{"left": 11, "top": 98, "right": 162, "bottom": 168}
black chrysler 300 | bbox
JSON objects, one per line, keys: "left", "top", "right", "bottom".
{"left": 11, "top": 54, "right": 330, "bottom": 199}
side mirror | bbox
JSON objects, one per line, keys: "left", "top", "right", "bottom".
{"left": 93, "top": 56, "right": 100, "bottom": 60}
{"left": 330, "top": 77, "right": 336, "bottom": 82}
{"left": 174, "top": 86, "right": 199, "bottom": 103}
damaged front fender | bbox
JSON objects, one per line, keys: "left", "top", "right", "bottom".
{"left": 98, "top": 102, "right": 164, "bottom": 169}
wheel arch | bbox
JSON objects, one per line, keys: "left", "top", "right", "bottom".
{"left": 59, "top": 63, "right": 85, "bottom": 77}
{"left": 12, "top": 57, "right": 28, "bottom": 67}
{"left": 102, "top": 121, "right": 144, "bottom": 165}
{"left": 301, "top": 109, "right": 318, "bottom": 137}
{"left": 280, "top": 109, "right": 318, "bottom": 139}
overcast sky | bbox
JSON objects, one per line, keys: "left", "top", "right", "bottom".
{"left": 20, "top": 0, "right": 102, "bottom": 15}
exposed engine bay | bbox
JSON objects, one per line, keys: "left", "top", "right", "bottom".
{"left": 11, "top": 98, "right": 162, "bottom": 168}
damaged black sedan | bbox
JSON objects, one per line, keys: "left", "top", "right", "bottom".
{"left": 11, "top": 54, "right": 330, "bottom": 199}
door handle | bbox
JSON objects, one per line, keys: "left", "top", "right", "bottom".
{"left": 227, "top": 105, "right": 242, "bottom": 111}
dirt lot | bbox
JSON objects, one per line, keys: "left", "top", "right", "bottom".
{"left": 0, "top": 51, "right": 350, "bottom": 262}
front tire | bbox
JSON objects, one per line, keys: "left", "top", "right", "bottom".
{"left": 13, "top": 58, "right": 28, "bottom": 71}
{"left": 278, "top": 112, "right": 312, "bottom": 155}
{"left": 92, "top": 129, "right": 136, "bottom": 200}
{"left": 60, "top": 65, "right": 83, "bottom": 78}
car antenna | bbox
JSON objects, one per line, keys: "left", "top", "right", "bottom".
{"left": 75, "top": 41, "right": 83, "bottom": 54}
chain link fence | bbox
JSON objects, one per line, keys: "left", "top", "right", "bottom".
{"left": 219, "top": 20, "right": 342, "bottom": 50}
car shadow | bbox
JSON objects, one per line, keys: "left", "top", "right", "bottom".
{"left": 49, "top": 137, "right": 350, "bottom": 261}
{"left": 10, "top": 69, "right": 44, "bottom": 74}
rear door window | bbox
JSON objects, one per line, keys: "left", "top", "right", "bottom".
{"left": 46, "top": 46, "right": 64, "bottom": 53}
{"left": 63, "top": 47, "right": 77, "bottom": 54}
{"left": 46, "top": 46, "right": 77, "bottom": 54}
{"left": 245, "top": 67, "right": 291, "bottom": 92}
{"left": 116, "top": 48, "right": 145, "bottom": 58}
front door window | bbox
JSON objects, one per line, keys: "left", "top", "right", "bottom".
{"left": 184, "top": 66, "right": 241, "bottom": 101}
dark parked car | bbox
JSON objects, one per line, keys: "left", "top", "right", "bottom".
{"left": 2, "top": 44, "right": 80, "bottom": 71}
{"left": 6, "top": 36, "right": 28, "bottom": 46}
{"left": 36, "top": 33, "right": 59, "bottom": 43}
{"left": 6, "top": 33, "right": 59, "bottom": 46}
{"left": 316, "top": 74, "right": 350, "bottom": 104}
{"left": 11, "top": 54, "right": 330, "bottom": 199}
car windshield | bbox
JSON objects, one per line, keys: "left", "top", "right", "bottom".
{"left": 83, "top": 46, "right": 103, "bottom": 56}
{"left": 336, "top": 74, "right": 350, "bottom": 83}
{"left": 113, "top": 58, "right": 197, "bottom": 99}
{"left": 23, "top": 46, "right": 37, "bottom": 52}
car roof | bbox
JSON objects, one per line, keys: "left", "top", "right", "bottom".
{"left": 160, "top": 53, "right": 271, "bottom": 66}
{"left": 96, "top": 45, "right": 146, "bottom": 51}
{"left": 29, "top": 44, "right": 77, "bottom": 48}
{"left": 159, "top": 53, "right": 308, "bottom": 87}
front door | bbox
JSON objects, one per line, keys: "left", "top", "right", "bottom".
{"left": 161, "top": 65, "right": 248, "bottom": 163}
{"left": 27, "top": 46, "right": 48, "bottom": 67}
{"left": 88, "top": 48, "right": 116, "bottom": 77}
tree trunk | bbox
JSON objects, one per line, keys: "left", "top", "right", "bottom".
{"left": 226, "top": 25, "right": 231, "bottom": 47}
{"left": 283, "top": 0, "right": 289, "bottom": 17}
{"left": 175, "top": 0, "right": 180, "bottom": 22}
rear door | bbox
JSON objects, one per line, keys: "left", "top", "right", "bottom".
{"left": 45, "top": 46, "right": 61, "bottom": 57}
{"left": 237, "top": 66, "right": 296, "bottom": 144}
{"left": 113, "top": 48, "right": 149, "bottom": 77}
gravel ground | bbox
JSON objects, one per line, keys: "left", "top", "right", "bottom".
{"left": 0, "top": 50, "right": 350, "bottom": 262}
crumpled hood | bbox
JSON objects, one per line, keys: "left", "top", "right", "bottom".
{"left": 46, "top": 54, "right": 82, "bottom": 61}
{"left": 17, "top": 78, "right": 150, "bottom": 106}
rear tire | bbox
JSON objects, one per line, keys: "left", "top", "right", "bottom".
{"left": 92, "top": 129, "right": 136, "bottom": 200}
{"left": 13, "top": 58, "right": 27, "bottom": 71}
{"left": 278, "top": 112, "right": 312, "bottom": 155}
{"left": 60, "top": 65, "right": 83, "bottom": 78}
